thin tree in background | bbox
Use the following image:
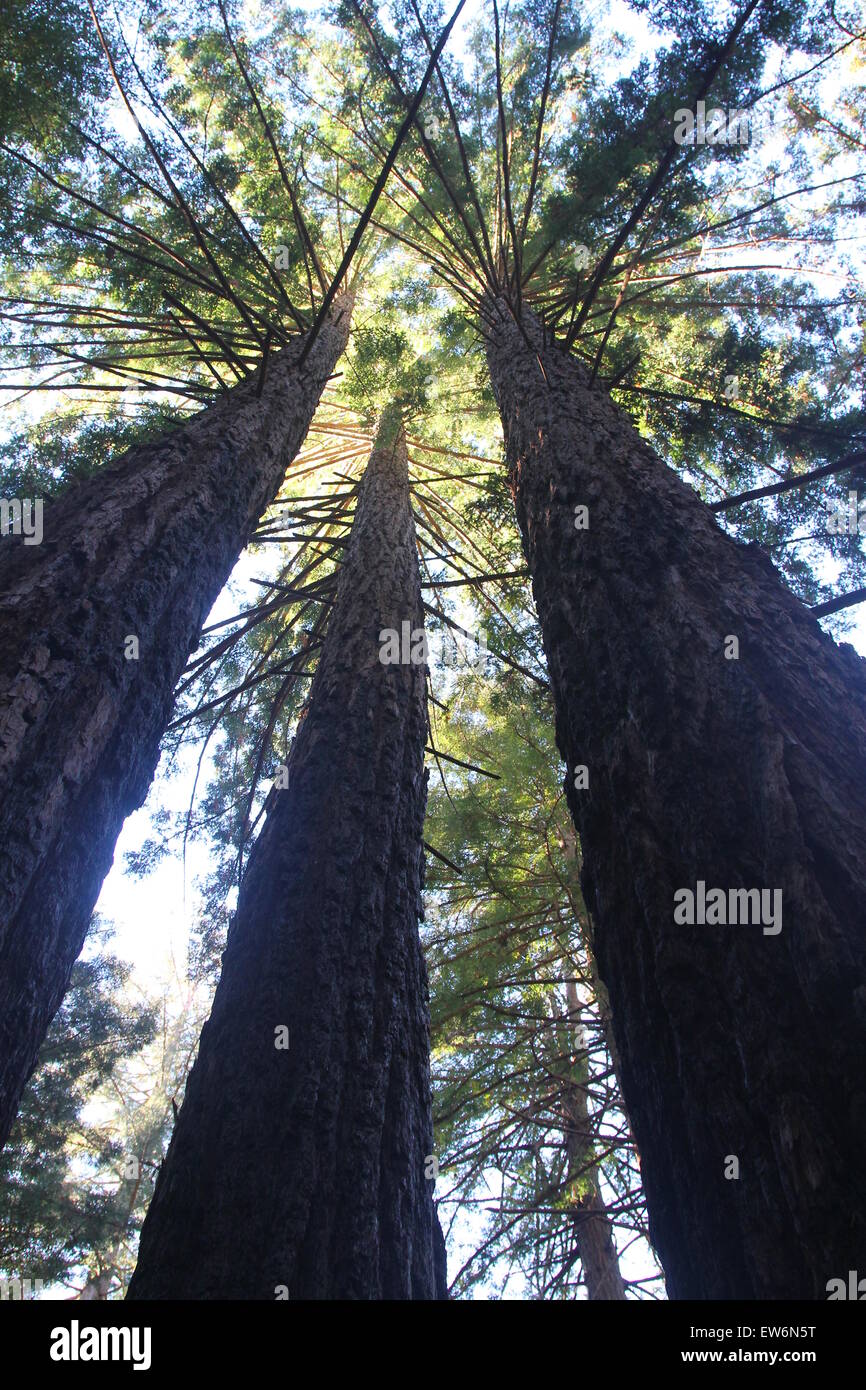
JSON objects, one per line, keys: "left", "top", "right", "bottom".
{"left": 424, "top": 675, "right": 650, "bottom": 1298}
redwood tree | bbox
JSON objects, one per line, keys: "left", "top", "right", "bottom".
{"left": 0, "top": 296, "right": 352, "bottom": 1152}
{"left": 127, "top": 409, "right": 445, "bottom": 1300}
{"left": 484, "top": 292, "right": 866, "bottom": 1298}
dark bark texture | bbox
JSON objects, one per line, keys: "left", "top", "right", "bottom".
{"left": 0, "top": 299, "right": 352, "bottom": 1152}
{"left": 484, "top": 295, "right": 866, "bottom": 1299}
{"left": 127, "top": 415, "right": 444, "bottom": 1300}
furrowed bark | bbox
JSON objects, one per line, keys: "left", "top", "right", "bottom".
{"left": 128, "top": 410, "right": 444, "bottom": 1300}
{"left": 484, "top": 294, "right": 866, "bottom": 1300}
{"left": 0, "top": 295, "right": 352, "bottom": 1152}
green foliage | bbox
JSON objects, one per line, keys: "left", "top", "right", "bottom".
{"left": 0, "top": 919, "right": 156, "bottom": 1292}
{"left": 327, "top": 0, "right": 866, "bottom": 619}
{"left": 0, "top": 0, "right": 108, "bottom": 156}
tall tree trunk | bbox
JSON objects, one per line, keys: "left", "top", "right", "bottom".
{"left": 127, "top": 408, "right": 444, "bottom": 1300}
{"left": 77, "top": 1272, "right": 113, "bottom": 1300}
{"left": 0, "top": 298, "right": 352, "bottom": 1153}
{"left": 484, "top": 293, "right": 866, "bottom": 1299}
{"left": 562, "top": 980, "right": 626, "bottom": 1301}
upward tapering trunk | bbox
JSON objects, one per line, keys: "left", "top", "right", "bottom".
{"left": 127, "top": 411, "right": 444, "bottom": 1300}
{"left": 0, "top": 297, "right": 352, "bottom": 1153}
{"left": 562, "top": 980, "right": 626, "bottom": 1301}
{"left": 484, "top": 294, "right": 866, "bottom": 1300}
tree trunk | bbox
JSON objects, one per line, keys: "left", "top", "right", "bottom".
{"left": 0, "top": 298, "right": 352, "bottom": 1153}
{"left": 562, "top": 980, "right": 626, "bottom": 1300}
{"left": 127, "top": 409, "right": 445, "bottom": 1300}
{"left": 77, "top": 1272, "right": 113, "bottom": 1300}
{"left": 484, "top": 293, "right": 866, "bottom": 1299}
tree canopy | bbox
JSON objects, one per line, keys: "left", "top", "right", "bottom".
{"left": 2, "top": 0, "right": 865, "bottom": 1300}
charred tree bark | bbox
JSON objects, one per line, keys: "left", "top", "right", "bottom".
{"left": 562, "top": 980, "right": 626, "bottom": 1301}
{"left": 0, "top": 298, "right": 352, "bottom": 1152}
{"left": 127, "top": 411, "right": 444, "bottom": 1300}
{"left": 484, "top": 294, "right": 866, "bottom": 1299}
